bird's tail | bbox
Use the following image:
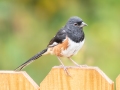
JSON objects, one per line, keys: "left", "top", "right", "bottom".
{"left": 15, "top": 48, "right": 48, "bottom": 71}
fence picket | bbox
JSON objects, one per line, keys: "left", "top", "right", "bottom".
{"left": 40, "top": 66, "right": 114, "bottom": 90}
{"left": 0, "top": 67, "right": 116, "bottom": 90}
{"left": 0, "top": 71, "right": 39, "bottom": 90}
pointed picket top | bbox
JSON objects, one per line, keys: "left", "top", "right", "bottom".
{"left": 40, "top": 66, "right": 114, "bottom": 90}
{"left": 0, "top": 71, "right": 39, "bottom": 90}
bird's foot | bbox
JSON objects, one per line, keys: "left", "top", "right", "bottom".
{"left": 59, "top": 65, "right": 71, "bottom": 76}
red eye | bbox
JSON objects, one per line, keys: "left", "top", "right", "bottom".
{"left": 74, "top": 23, "right": 78, "bottom": 26}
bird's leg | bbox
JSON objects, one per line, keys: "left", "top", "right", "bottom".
{"left": 57, "top": 56, "right": 71, "bottom": 76}
{"left": 68, "top": 57, "right": 87, "bottom": 67}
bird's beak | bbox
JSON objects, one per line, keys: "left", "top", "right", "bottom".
{"left": 80, "top": 22, "right": 87, "bottom": 27}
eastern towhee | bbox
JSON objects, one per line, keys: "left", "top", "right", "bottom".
{"left": 15, "top": 16, "right": 87, "bottom": 74}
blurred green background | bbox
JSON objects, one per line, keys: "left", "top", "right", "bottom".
{"left": 0, "top": 0, "right": 120, "bottom": 84}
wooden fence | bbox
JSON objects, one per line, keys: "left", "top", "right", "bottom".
{"left": 0, "top": 66, "right": 119, "bottom": 90}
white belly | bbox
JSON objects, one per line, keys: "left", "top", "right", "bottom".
{"left": 61, "top": 38, "right": 85, "bottom": 57}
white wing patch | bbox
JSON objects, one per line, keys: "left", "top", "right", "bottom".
{"left": 48, "top": 42, "right": 58, "bottom": 47}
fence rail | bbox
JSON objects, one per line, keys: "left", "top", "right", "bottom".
{"left": 0, "top": 66, "right": 119, "bottom": 90}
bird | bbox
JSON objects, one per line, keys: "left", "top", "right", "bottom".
{"left": 15, "top": 16, "right": 87, "bottom": 75}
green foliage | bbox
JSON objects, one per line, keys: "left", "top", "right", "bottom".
{"left": 0, "top": 0, "right": 120, "bottom": 84}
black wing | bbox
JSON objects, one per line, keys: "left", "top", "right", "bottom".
{"left": 48, "top": 29, "right": 67, "bottom": 47}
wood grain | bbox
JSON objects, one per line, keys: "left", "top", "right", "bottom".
{"left": 116, "top": 75, "right": 120, "bottom": 90}
{"left": 0, "top": 71, "right": 39, "bottom": 90}
{"left": 40, "top": 66, "right": 114, "bottom": 90}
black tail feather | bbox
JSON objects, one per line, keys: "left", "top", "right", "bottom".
{"left": 15, "top": 48, "right": 47, "bottom": 71}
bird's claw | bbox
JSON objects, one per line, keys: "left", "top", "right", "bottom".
{"left": 62, "top": 66, "right": 71, "bottom": 77}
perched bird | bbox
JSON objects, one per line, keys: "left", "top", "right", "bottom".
{"left": 15, "top": 16, "right": 87, "bottom": 74}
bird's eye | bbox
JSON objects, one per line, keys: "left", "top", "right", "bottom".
{"left": 74, "top": 21, "right": 82, "bottom": 26}
{"left": 74, "top": 23, "right": 78, "bottom": 26}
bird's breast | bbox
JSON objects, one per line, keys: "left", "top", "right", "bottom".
{"left": 61, "top": 38, "right": 85, "bottom": 57}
